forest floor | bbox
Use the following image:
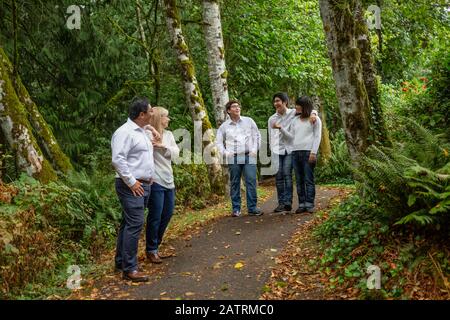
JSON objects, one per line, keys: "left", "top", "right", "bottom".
{"left": 69, "top": 181, "right": 352, "bottom": 300}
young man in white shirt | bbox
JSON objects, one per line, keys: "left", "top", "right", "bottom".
{"left": 216, "top": 100, "right": 262, "bottom": 217}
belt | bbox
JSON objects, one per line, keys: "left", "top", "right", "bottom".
{"left": 137, "top": 179, "right": 152, "bottom": 184}
{"left": 233, "top": 152, "right": 250, "bottom": 156}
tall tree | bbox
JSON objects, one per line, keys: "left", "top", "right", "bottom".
{"left": 319, "top": 0, "right": 374, "bottom": 163}
{"left": 202, "top": 0, "right": 229, "bottom": 126}
{"left": 163, "top": 0, "right": 224, "bottom": 193}
{"left": 0, "top": 47, "right": 72, "bottom": 182}
{"left": 354, "top": 1, "right": 388, "bottom": 145}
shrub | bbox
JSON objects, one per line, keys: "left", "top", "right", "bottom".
{"left": 316, "top": 130, "right": 354, "bottom": 184}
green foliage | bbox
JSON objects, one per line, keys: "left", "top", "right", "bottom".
{"left": 0, "top": 171, "right": 120, "bottom": 298}
{"left": 316, "top": 130, "right": 354, "bottom": 184}
{"left": 173, "top": 163, "right": 213, "bottom": 210}
{"left": 355, "top": 119, "right": 450, "bottom": 227}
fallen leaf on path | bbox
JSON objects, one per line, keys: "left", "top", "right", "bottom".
{"left": 234, "top": 262, "right": 245, "bottom": 270}
{"left": 235, "top": 231, "right": 241, "bottom": 235}
{"left": 185, "top": 292, "right": 195, "bottom": 296}
{"left": 160, "top": 292, "right": 167, "bottom": 296}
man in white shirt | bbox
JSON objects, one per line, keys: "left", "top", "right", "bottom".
{"left": 216, "top": 100, "right": 262, "bottom": 217}
{"left": 111, "top": 98, "right": 156, "bottom": 282}
{"left": 268, "top": 92, "right": 318, "bottom": 213}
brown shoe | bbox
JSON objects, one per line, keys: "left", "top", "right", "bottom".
{"left": 158, "top": 252, "right": 174, "bottom": 259}
{"left": 122, "top": 270, "right": 149, "bottom": 282}
{"left": 146, "top": 252, "right": 163, "bottom": 264}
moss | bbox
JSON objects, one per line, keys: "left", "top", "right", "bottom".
{"left": 0, "top": 49, "right": 57, "bottom": 182}
{"left": 218, "top": 46, "right": 225, "bottom": 59}
{"left": 220, "top": 70, "right": 228, "bottom": 79}
{"left": 0, "top": 47, "right": 72, "bottom": 175}
{"left": 165, "top": 0, "right": 181, "bottom": 29}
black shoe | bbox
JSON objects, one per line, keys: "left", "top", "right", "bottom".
{"left": 114, "top": 265, "right": 122, "bottom": 273}
{"left": 295, "top": 207, "right": 306, "bottom": 214}
{"left": 274, "top": 204, "right": 285, "bottom": 212}
{"left": 248, "top": 208, "right": 263, "bottom": 216}
{"left": 306, "top": 207, "right": 315, "bottom": 213}
{"left": 284, "top": 205, "right": 292, "bottom": 212}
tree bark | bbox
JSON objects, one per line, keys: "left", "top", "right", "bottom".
{"left": 319, "top": 0, "right": 374, "bottom": 164}
{"left": 163, "top": 0, "right": 224, "bottom": 194}
{"left": 354, "top": 1, "right": 389, "bottom": 145}
{"left": 0, "top": 47, "right": 58, "bottom": 182}
{"left": 202, "top": 0, "right": 229, "bottom": 126}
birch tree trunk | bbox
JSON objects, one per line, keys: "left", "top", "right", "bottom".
{"left": 319, "top": 0, "right": 374, "bottom": 164}
{"left": 163, "top": 0, "right": 224, "bottom": 193}
{"left": 202, "top": 0, "right": 229, "bottom": 126}
{"left": 0, "top": 47, "right": 58, "bottom": 182}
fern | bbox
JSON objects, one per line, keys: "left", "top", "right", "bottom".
{"left": 354, "top": 121, "right": 450, "bottom": 227}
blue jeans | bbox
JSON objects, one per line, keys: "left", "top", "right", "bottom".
{"left": 115, "top": 178, "right": 151, "bottom": 272}
{"left": 146, "top": 182, "right": 175, "bottom": 254}
{"left": 228, "top": 154, "right": 258, "bottom": 212}
{"left": 275, "top": 153, "right": 293, "bottom": 206}
{"left": 292, "top": 151, "right": 316, "bottom": 209}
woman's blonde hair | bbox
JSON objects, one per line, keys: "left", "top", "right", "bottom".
{"left": 150, "top": 106, "right": 169, "bottom": 137}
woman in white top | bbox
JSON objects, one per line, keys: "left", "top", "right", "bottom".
{"left": 145, "top": 107, "right": 180, "bottom": 263}
{"left": 275, "top": 96, "right": 322, "bottom": 214}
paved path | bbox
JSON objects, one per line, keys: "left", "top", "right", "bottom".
{"left": 96, "top": 186, "right": 341, "bottom": 300}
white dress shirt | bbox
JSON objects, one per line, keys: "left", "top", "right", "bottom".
{"left": 111, "top": 118, "right": 154, "bottom": 187}
{"left": 268, "top": 108, "right": 296, "bottom": 155}
{"left": 216, "top": 116, "right": 261, "bottom": 156}
{"left": 149, "top": 130, "right": 179, "bottom": 189}
{"left": 269, "top": 108, "right": 319, "bottom": 155}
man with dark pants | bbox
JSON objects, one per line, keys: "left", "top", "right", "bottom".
{"left": 268, "top": 93, "right": 294, "bottom": 213}
{"left": 112, "top": 98, "right": 156, "bottom": 282}
{"left": 216, "top": 100, "right": 262, "bottom": 217}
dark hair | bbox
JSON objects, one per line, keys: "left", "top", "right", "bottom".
{"left": 272, "top": 92, "right": 289, "bottom": 104}
{"left": 295, "top": 96, "right": 313, "bottom": 118}
{"left": 129, "top": 97, "right": 150, "bottom": 120}
{"left": 225, "top": 99, "right": 240, "bottom": 111}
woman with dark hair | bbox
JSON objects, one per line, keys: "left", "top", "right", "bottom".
{"left": 277, "top": 96, "right": 322, "bottom": 213}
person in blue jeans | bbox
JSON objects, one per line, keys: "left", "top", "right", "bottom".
{"left": 281, "top": 96, "right": 322, "bottom": 213}
{"left": 270, "top": 93, "right": 318, "bottom": 213}
{"left": 145, "top": 107, "right": 180, "bottom": 264}
{"left": 216, "top": 100, "right": 262, "bottom": 217}
{"left": 112, "top": 98, "right": 158, "bottom": 282}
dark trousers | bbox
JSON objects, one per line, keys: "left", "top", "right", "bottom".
{"left": 146, "top": 182, "right": 175, "bottom": 254}
{"left": 114, "top": 178, "right": 150, "bottom": 272}
{"left": 292, "top": 150, "right": 316, "bottom": 209}
{"left": 275, "top": 152, "right": 293, "bottom": 206}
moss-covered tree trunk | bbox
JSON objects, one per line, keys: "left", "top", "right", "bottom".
{"left": 313, "top": 96, "right": 332, "bottom": 166}
{"left": 319, "top": 0, "right": 374, "bottom": 164}
{"left": 202, "top": 0, "right": 229, "bottom": 126}
{"left": 354, "top": 1, "right": 389, "bottom": 145}
{"left": 163, "top": 0, "right": 224, "bottom": 194}
{"left": 0, "top": 48, "right": 58, "bottom": 182}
